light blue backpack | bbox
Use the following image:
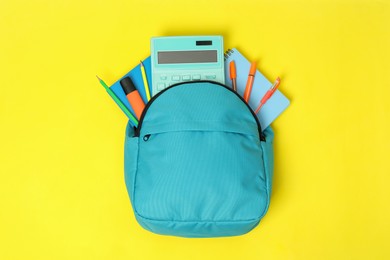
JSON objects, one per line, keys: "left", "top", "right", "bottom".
{"left": 124, "top": 81, "right": 274, "bottom": 237}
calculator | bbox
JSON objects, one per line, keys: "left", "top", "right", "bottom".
{"left": 150, "top": 36, "right": 225, "bottom": 96}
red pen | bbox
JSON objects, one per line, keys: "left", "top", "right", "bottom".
{"left": 254, "top": 77, "right": 281, "bottom": 114}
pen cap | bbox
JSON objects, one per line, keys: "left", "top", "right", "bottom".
{"left": 120, "top": 77, "right": 136, "bottom": 95}
{"left": 249, "top": 62, "right": 257, "bottom": 75}
{"left": 229, "top": 61, "right": 236, "bottom": 79}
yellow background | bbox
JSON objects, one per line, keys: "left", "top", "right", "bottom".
{"left": 1, "top": 0, "right": 389, "bottom": 259}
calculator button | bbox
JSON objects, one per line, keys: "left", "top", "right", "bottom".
{"left": 192, "top": 74, "right": 201, "bottom": 80}
{"left": 205, "top": 74, "right": 216, "bottom": 79}
{"left": 182, "top": 75, "right": 191, "bottom": 81}
{"left": 172, "top": 75, "right": 180, "bottom": 81}
{"left": 160, "top": 75, "right": 167, "bottom": 80}
{"left": 157, "top": 83, "right": 165, "bottom": 90}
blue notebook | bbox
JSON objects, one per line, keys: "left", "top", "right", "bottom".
{"left": 110, "top": 49, "right": 289, "bottom": 130}
{"left": 224, "top": 48, "right": 290, "bottom": 130}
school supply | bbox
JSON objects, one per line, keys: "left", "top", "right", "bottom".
{"left": 109, "top": 50, "right": 289, "bottom": 130}
{"left": 255, "top": 77, "right": 281, "bottom": 114}
{"left": 124, "top": 81, "right": 274, "bottom": 237}
{"left": 120, "top": 77, "right": 145, "bottom": 120}
{"left": 150, "top": 36, "right": 225, "bottom": 95}
{"left": 243, "top": 61, "right": 257, "bottom": 102}
{"left": 96, "top": 75, "right": 138, "bottom": 127}
{"left": 109, "top": 57, "right": 152, "bottom": 116}
{"left": 224, "top": 48, "right": 290, "bottom": 129}
{"left": 140, "top": 61, "right": 151, "bottom": 101}
{"left": 229, "top": 61, "right": 237, "bottom": 91}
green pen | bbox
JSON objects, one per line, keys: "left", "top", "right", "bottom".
{"left": 96, "top": 75, "right": 138, "bottom": 127}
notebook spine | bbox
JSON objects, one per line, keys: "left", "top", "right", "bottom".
{"left": 224, "top": 49, "right": 235, "bottom": 61}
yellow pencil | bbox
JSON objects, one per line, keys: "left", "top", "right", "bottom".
{"left": 140, "top": 61, "right": 151, "bottom": 101}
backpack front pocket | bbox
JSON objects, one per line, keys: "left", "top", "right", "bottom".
{"left": 133, "top": 125, "right": 268, "bottom": 222}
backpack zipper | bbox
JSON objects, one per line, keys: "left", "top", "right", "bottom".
{"left": 134, "top": 80, "right": 265, "bottom": 141}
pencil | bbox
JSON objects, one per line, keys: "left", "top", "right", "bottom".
{"left": 140, "top": 61, "right": 151, "bottom": 101}
{"left": 96, "top": 75, "right": 138, "bottom": 127}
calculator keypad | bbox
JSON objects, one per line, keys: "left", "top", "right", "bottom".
{"left": 154, "top": 73, "right": 220, "bottom": 93}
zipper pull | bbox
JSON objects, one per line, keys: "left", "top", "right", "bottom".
{"left": 143, "top": 134, "right": 151, "bottom": 141}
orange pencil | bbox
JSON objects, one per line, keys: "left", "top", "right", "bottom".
{"left": 243, "top": 61, "right": 257, "bottom": 102}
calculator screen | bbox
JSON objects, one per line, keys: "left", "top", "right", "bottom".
{"left": 158, "top": 50, "right": 217, "bottom": 64}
